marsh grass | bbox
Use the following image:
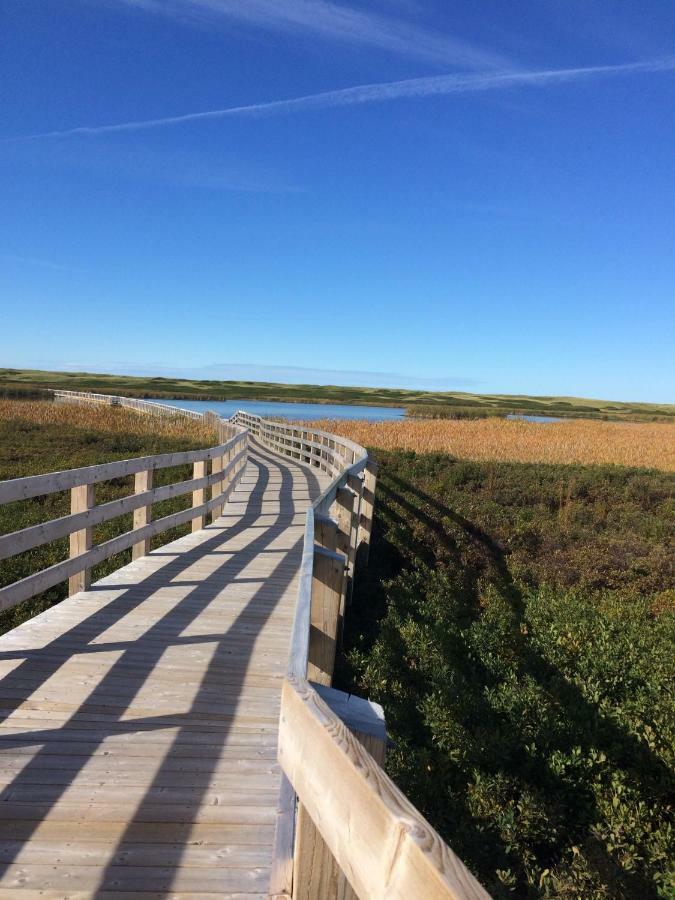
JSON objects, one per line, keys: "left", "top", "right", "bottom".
{"left": 0, "top": 399, "right": 218, "bottom": 634}
{"left": 0, "top": 399, "right": 216, "bottom": 449}
{"left": 307, "top": 417, "right": 675, "bottom": 471}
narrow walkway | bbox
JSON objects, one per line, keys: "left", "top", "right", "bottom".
{"left": 0, "top": 441, "right": 327, "bottom": 897}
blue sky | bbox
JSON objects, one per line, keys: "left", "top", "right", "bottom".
{"left": 1, "top": 1, "right": 674, "bottom": 402}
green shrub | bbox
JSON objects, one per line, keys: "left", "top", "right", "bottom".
{"left": 341, "top": 451, "right": 674, "bottom": 897}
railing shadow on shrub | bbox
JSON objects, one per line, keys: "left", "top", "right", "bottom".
{"left": 339, "top": 459, "right": 674, "bottom": 898}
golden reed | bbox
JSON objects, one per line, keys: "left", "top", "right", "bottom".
{"left": 0, "top": 400, "right": 218, "bottom": 445}
{"left": 307, "top": 417, "right": 675, "bottom": 472}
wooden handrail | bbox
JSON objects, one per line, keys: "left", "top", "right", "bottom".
{"left": 279, "top": 678, "right": 491, "bottom": 900}
{"left": 53, "top": 389, "right": 205, "bottom": 420}
{"left": 0, "top": 457, "right": 242, "bottom": 560}
{"left": 0, "top": 461, "right": 246, "bottom": 611}
{"left": 229, "top": 410, "right": 489, "bottom": 899}
{"left": 0, "top": 439, "right": 240, "bottom": 504}
{"left": 0, "top": 395, "right": 249, "bottom": 612}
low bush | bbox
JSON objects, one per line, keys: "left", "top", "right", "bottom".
{"left": 340, "top": 451, "right": 674, "bottom": 897}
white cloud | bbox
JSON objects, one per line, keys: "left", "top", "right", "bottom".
{"left": 15, "top": 57, "right": 675, "bottom": 141}
{"left": 112, "top": 0, "right": 510, "bottom": 69}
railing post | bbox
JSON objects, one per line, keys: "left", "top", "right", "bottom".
{"left": 131, "top": 468, "right": 153, "bottom": 560}
{"left": 314, "top": 514, "right": 338, "bottom": 552}
{"left": 291, "top": 687, "right": 387, "bottom": 900}
{"left": 68, "top": 483, "right": 94, "bottom": 595}
{"left": 334, "top": 486, "right": 355, "bottom": 560}
{"left": 357, "top": 459, "right": 378, "bottom": 567}
{"left": 222, "top": 445, "right": 232, "bottom": 497}
{"left": 211, "top": 452, "right": 224, "bottom": 522}
{"left": 346, "top": 473, "right": 364, "bottom": 587}
{"left": 192, "top": 459, "right": 208, "bottom": 532}
{"left": 334, "top": 483, "right": 359, "bottom": 610}
{"left": 307, "top": 545, "right": 344, "bottom": 687}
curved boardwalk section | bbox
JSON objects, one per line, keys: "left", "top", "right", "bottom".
{"left": 0, "top": 440, "right": 327, "bottom": 897}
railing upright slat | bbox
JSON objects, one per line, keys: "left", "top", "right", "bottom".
{"left": 132, "top": 468, "right": 153, "bottom": 560}
{"left": 68, "top": 483, "right": 94, "bottom": 595}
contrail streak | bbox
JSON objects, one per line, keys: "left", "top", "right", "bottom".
{"left": 10, "top": 58, "right": 675, "bottom": 141}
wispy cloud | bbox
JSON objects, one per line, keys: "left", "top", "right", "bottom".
{"left": 1, "top": 254, "right": 84, "bottom": 273}
{"left": 11, "top": 57, "right": 675, "bottom": 141}
{"left": 110, "top": 0, "right": 509, "bottom": 69}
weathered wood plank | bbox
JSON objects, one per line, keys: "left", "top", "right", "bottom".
{"left": 279, "top": 677, "right": 491, "bottom": 900}
{"left": 132, "top": 467, "right": 153, "bottom": 560}
{"left": 68, "top": 483, "right": 93, "bottom": 596}
{"left": 292, "top": 684, "right": 388, "bottom": 900}
{"left": 306, "top": 548, "right": 345, "bottom": 686}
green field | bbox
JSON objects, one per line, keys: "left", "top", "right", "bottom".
{"left": 1, "top": 367, "right": 673, "bottom": 421}
{"left": 340, "top": 450, "right": 674, "bottom": 898}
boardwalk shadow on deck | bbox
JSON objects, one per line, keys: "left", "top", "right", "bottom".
{"left": 0, "top": 444, "right": 323, "bottom": 894}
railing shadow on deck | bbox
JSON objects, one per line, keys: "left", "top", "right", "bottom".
{"left": 0, "top": 448, "right": 324, "bottom": 892}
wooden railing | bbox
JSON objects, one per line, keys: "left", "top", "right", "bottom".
{"left": 233, "top": 410, "right": 364, "bottom": 479}
{"left": 53, "top": 389, "right": 205, "bottom": 420}
{"left": 0, "top": 393, "right": 489, "bottom": 898}
{"left": 230, "top": 411, "right": 490, "bottom": 900}
{"left": 0, "top": 395, "right": 248, "bottom": 613}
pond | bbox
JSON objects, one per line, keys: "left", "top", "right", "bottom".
{"left": 154, "top": 398, "right": 406, "bottom": 422}
{"left": 506, "top": 414, "right": 566, "bottom": 423}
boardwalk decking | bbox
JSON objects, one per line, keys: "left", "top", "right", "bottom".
{"left": 0, "top": 440, "right": 328, "bottom": 897}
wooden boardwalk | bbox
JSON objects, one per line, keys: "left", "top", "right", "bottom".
{"left": 0, "top": 440, "right": 328, "bottom": 898}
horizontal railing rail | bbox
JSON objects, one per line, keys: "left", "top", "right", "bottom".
{"left": 232, "top": 410, "right": 364, "bottom": 480}
{"left": 0, "top": 442, "right": 241, "bottom": 504}
{"left": 0, "top": 394, "right": 249, "bottom": 613}
{"left": 229, "top": 410, "right": 489, "bottom": 899}
{"left": 53, "top": 389, "right": 205, "bottom": 420}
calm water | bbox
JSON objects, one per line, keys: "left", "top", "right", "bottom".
{"left": 506, "top": 414, "right": 565, "bottom": 423}
{"left": 155, "top": 398, "right": 406, "bottom": 422}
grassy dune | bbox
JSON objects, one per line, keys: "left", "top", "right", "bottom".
{"left": 1, "top": 367, "right": 673, "bottom": 421}
{"left": 307, "top": 417, "right": 675, "bottom": 471}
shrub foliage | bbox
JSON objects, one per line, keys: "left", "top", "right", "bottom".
{"left": 340, "top": 451, "right": 674, "bottom": 897}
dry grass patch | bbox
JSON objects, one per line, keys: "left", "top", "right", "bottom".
{"left": 0, "top": 399, "right": 220, "bottom": 634}
{"left": 0, "top": 399, "right": 217, "bottom": 447}
{"left": 308, "top": 417, "right": 675, "bottom": 471}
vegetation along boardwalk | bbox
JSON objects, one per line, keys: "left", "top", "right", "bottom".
{"left": 0, "top": 391, "right": 489, "bottom": 899}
